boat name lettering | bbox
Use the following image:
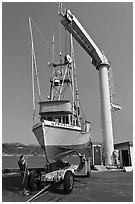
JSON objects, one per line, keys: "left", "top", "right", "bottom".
{"left": 51, "top": 122, "right": 73, "bottom": 128}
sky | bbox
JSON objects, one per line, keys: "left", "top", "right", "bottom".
{"left": 2, "top": 2, "right": 133, "bottom": 145}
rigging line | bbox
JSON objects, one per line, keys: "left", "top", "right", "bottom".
{"left": 56, "top": 83, "right": 71, "bottom": 100}
{"left": 72, "top": 132, "right": 82, "bottom": 147}
{"left": 59, "top": 21, "right": 62, "bottom": 62}
{"left": 27, "top": 125, "right": 51, "bottom": 157}
{"left": 58, "top": 82, "right": 71, "bottom": 97}
{"left": 36, "top": 68, "right": 46, "bottom": 73}
{"left": 51, "top": 82, "right": 62, "bottom": 100}
{"left": 33, "top": 101, "right": 39, "bottom": 105}
{"left": 52, "top": 35, "right": 55, "bottom": 63}
{"left": 53, "top": 65, "right": 68, "bottom": 100}
{"left": 69, "top": 82, "right": 74, "bottom": 105}
{"left": 68, "top": 67, "right": 74, "bottom": 101}
{"left": 78, "top": 100, "right": 86, "bottom": 121}
{"left": 53, "top": 85, "right": 61, "bottom": 94}
{"left": 65, "top": 28, "right": 67, "bottom": 57}
{"left": 27, "top": 137, "right": 44, "bottom": 156}
{"left": 58, "top": 65, "right": 68, "bottom": 100}
{"left": 30, "top": 18, "right": 58, "bottom": 58}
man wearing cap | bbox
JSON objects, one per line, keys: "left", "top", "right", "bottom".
{"left": 18, "top": 155, "right": 30, "bottom": 195}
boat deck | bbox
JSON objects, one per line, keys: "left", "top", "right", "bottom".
{"left": 2, "top": 170, "right": 133, "bottom": 202}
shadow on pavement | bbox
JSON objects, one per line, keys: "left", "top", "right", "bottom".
{"left": 2, "top": 174, "right": 21, "bottom": 193}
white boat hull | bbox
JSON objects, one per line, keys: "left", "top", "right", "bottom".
{"left": 33, "top": 120, "right": 91, "bottom": 162}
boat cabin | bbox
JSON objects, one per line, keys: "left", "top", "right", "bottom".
{"left": 39, "top": 100, "right": 73, "bottom": 125}
{"left": 39, "top": 100, "right": 91, "bottom": 132}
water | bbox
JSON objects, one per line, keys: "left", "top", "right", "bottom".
{"left": 2, "top": 155, "right": 80, "bottom": 169}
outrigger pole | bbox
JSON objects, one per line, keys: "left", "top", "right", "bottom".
{"left": 29, "top": 17, "right": 41, "bottom": 124}
{"left": 29, "top": 18, "right": 50, "bottom": 164}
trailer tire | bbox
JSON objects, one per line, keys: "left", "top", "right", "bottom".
{"left": 63, "top": 171, "right": 74, "bottom": 194}
{"left": 86, "top": 171, "right": 90, "bottom": 177}
{"left": 28, "top": 170, "right": 41, "bottom": 191}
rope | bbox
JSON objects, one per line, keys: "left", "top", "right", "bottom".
{"left": 26, "top": 123, "right": 52, "bottom": 162}
{"left": 26, "top": 184, "right": 51, "bottom": 202}
{"left": 27, "top": 137, "right": 44, "bottom": 156}
{"left": 30, "top": 18, "right": 58, "bottom": 58}
{"left": 79, "top": 100, "right": 86, "bottom": 121}
{"left": 72, "top": 131, "right": 82, "bottom": 147}
{"left": 59, "top": 21, "right": 62, "bottom": 62}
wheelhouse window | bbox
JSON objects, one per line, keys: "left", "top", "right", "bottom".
{"left": 47, "top": 117, "right": 53, "bottom": 121}
{"left": 63, "top": 116, "right": 69, "bottom": 124}
{"left": 55, "top": 116, "right": 61, "bottom": 123}
{"left": 41, "top": 114, "right": 71, "bottom": 125}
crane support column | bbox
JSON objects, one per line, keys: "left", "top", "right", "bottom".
{"left": 97, "top": 63, "right": 114, "bottom": 166}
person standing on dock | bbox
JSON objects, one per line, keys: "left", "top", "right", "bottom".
{"left": 18, "top": 155, "right": 29, "bottom": 195}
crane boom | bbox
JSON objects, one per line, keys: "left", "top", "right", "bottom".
{"left": 58, "top": 3, "right": 108, "bottom": 67}
{"left": 58, "top": 3, "right": 120, "bottom": 166}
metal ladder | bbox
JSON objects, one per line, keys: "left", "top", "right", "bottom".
{"left": 108, "top": 67, "right": 121, "bottom": 112}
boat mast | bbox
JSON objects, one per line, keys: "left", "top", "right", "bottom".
{"left": 70, "top": 34, "right": 75, "bottom": 124}
{"left": 29, "top": 17, "right": 41, "bottom": 124}
{"left": 48, "top": 23, "right": 80, "bottom": 122}
{"left": 50, "top": 36, "right": 55, "bottom": 101}
{"left": 70, "top": 33, "right": 81, "bottom": 126}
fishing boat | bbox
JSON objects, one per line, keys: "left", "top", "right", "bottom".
{"left": 29, "top": 14, "right": 91, "bottom": 164}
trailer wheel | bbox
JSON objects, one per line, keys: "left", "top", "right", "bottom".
{"left": 63, "top": 171, "right": 74, "bottom": 194}
{"left": 28, "top": 170, "right": 41, "bottom": 191}
{"left": 86, "top": 171, "right": 90, "bottom": 177}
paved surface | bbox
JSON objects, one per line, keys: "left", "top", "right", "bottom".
{"left": 2, "top": 171, "right": 133, "bottom": 202}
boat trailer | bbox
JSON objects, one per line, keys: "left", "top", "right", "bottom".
{"left": 27, "top": 155, "right": 91, "bottom": 200}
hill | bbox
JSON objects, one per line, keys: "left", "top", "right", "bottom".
{"left": 2, "top": 143, "right": 44, "bottom": 156}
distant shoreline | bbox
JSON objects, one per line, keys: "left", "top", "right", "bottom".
{"left": 2, "top": 154, "right": 44, "bottom": 157}
{"left": 2, "top": 143, "right": 44, "bottom": 157}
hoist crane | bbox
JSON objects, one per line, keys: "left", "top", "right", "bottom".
{"left": 58, "top": 3, "right": 121, "bottom": 166}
